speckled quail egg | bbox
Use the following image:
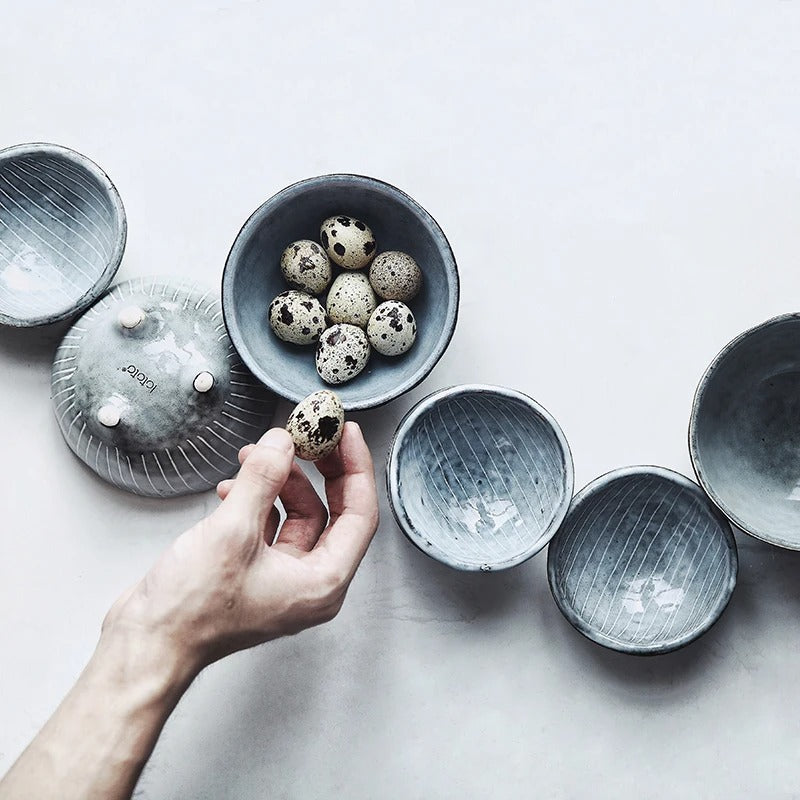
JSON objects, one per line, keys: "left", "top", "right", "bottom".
{"left": 316, "top": 323, "right": 371, "bottom": 384}
{"left": 268, "top": 290, "right": 327, "bottom": 345}
{"left": 280, "top": 240, "right": 332, "bottom": 295}
{"left": 368, "top": 251, "right": 422, "bottom": 302}
{"left": 367, "top": 301, "right": 417, "bottom": 356}
{"left": 319, "top": 215, "right": 377, "bottom": 270}
{"left": 326, "top": 272, "right": 377, "bottom": 328}
{"left": 286, "top": 390, "right": 345, "bottom": 461}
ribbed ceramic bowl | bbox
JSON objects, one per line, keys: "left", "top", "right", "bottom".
{"left": 222, "top": 174, "right": 459, "bottom": 411}
{"left": 0, "top": 142, "right": 126, "bottom": 327}
{"left": 387, "top": 385, "right": 574, "bottom": 571}
{"left": 547, "top": 466, "right": 738, "bottom": 655}
{"left": 690, "top": 313, "right": 800, "bottom": 550}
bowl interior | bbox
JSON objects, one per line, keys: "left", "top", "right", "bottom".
{"left": 548, "top": 469, "right": 737, "bottom": 654}
{"left": 0, "top": 144, "right": 125, "bottom": 326}
{"left": 223, "top": 175, "right": 458, "bottom": 410}
{"left": 691, "top": 315, "right": 800, "bottom": 549}
{"left": 389, "top": 387, "right": 573, "bottom": 571}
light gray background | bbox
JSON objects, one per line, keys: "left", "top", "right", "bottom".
{"left": 1, "top": 2, "right": 799, "bottom": 798}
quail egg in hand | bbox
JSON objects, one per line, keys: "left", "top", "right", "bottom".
{"left": 286, "top": 390, "right": 344, "bottom": 461}
{"left": 367, "top": 301, "right": 417, "bottom": 356}
{"left": 368, "top": 251, "right": 422, "bottom": 302}
{"left": 280, "top": 240, "right": 332, "bottom": 295}
{"left": 316, "top": 323, "right": 371, "bottom": 384}
{"left": 320, "top": 215, "right": 376, "bottom": 270}
{"left": 268, "top": 290, "right": 327, "bottom": 345}
{"left": 326, "top": 272, "right": 377, "bottom": 328}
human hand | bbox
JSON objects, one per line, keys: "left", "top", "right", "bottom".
{"left": 102, "top": 421, "right": 379, "bottom": 681}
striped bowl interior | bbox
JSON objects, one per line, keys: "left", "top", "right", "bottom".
{"left": 0, "top": 143, "right": 125, "bottom": 326}
{"left": 388, "top": 385, "right": 574, "bottom": 571}
{"left": 547, "top": 467, "right": 738, "bottom": 654}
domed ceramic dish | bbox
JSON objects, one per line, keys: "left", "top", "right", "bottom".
{"left": 387, "top": 385, "right": 574, "bottom": 571}
{"left": 222, "top": 174, "right": 459, "bottom": 411}
{"left": 690, "top": 313, "right": 800, "bottom": 550}
{"left": 51, "top": 277, "right": 276, "bottom": 497}
{"left": 0, "top": 142, "right": 126, "bottom": 327}
{"left": 547, "top": 466, "right": 738, "bottom": 655}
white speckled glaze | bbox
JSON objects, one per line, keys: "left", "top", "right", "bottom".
{"left": 286, "top": 390, "right": 344, "bottom": 461}
{"left": 367, "top": 300, "right": 416, "bottom": 356}
{"left": 0, "top": 142, "right": 126, "bottom": 327}
{"left": 320, "top": 215, "right": 376, "bottom": 270}
{"left": 326, "top": 272, "right": 377, "bottom": 328}
{"left": 51, "top": 277, "right": 276, "bottom": 497}
{"left": 315, "top": 323, "right": 370, "bottom": 384}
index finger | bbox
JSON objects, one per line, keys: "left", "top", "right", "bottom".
{"left": 311, "top": 421, "right": 379, "bottom": 578}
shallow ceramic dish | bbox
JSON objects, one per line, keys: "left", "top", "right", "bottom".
{"left": 0, "top": 142, "right": 126, "bottom": 327}
{"left": 387, "top": 385, "right": 574, "bottom": 571}
{"left": 52, "top": 277, "right": 276, "bottom": 497}
{"left": 222, "top": 174, "right": 459, "bottom": 411}
{"left": 690, "top": 313, "right": 800, "bottom": 550}
{"left": 547, "top": 466, "right": 737, "bottom": 655}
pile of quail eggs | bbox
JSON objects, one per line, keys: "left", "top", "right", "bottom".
{"left": 268, "top": 215, "right": 421, "bottom": 385}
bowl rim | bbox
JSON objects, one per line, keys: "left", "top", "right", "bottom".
{"left": 0, "top": 141, "right": 127, "bottom": 328}
{"left": 688, "top": 311, "right": 800, "bottom": 551}
{"left": 386, "top": 383, "right": 575, "bottom": 572}
{"left": 221, "top": 173, "right": 460, "bottom": 411}
{"left": 547, "top": 464, "right": 739, "bottom": 656}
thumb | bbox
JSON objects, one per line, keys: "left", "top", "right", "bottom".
{"left": 214, "top": 428, "right": 295, "bottom": 534}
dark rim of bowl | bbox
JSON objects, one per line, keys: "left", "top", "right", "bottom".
{"left": 688, "top": 312, "right": 800, "bottom": 551}
{"left": 386, "top": 383, "right": 575, "bottom": 572}
{"left": 221, "top": 173, "right": 460, "bottom": 411}
{"left": 0, "top": 142, "right": 127, "bottom": 328}
{"left": 547, "top": 464, "right": 739, "bottom": 656}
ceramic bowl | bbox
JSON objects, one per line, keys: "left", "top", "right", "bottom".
{"left": 387, "top": 384, "right": 574, "bottom": 571}
{"left": 52, "top": 277, "right": 276, "bottom": 497}
{"left": 689, "top": 313, "right": 800, "bottom": 550}
{"left": 0, "top": 142, "right": 126, "bottom": 327}
{"left": 547, "top": 466, "right": 738, "bottom": 655}
{"left": 222, "top": 174, "right": 459, "bottom": 411}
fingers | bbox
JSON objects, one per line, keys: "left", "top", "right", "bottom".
{"left": 212, "top": 428, "right": 294, "bottom": 536}
{"left": 273, "top": 463, "right": 329, "bottom": 552}
{"left": 216, "top": 444, "right": 257, "bottom": 499}
{"left": 311, "top": 422, "right": 379, "bottom": 579}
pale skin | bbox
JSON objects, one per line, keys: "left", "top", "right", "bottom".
{"left": 0, "top": 422, "right": 379, "bottom": 800}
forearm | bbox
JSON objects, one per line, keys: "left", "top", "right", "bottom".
{"left": 0, "top": 629, "right": 196, "bottom": 800}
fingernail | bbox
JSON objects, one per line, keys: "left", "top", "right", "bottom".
{"left": 258, "top": 427, "right": 294, "bottom": 453}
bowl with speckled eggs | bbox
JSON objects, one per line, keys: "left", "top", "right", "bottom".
{"left": 222, "top": 174, "right": 459, "bottom": 411}
{"left": 0, "top": 142, "right": 126, "bottom": 327}
{"left": 387, "top": 384, "right": 574, "bottom": 571}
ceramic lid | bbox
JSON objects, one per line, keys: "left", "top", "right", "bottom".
{"left": 0, "top": 142, "right": 126, "bottom": 327}
{"left": 51, "top": 276, "right": 277, "bottom": 497}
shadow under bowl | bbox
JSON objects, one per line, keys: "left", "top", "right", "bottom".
{"left": 690, "top": 313, "right": 800, "bottom": 550}
{"left": 222, "top": 174, "right": 459, "bottom": 411}
{"left": 0, "top": 142, "right": 126, "bottom": 327}
{"left": 547, "top": 466, "right": 738, "bottom": 655}
{"left": 387, "top": 384, "right": 574, "bottom": 571}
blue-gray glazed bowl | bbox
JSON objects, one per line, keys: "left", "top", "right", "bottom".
{"left": 0, "top": 142, "right": 126, "bottom": 328}
{"left": 387, "top": 384, "right": 574, "bottom": 572}
{"left": 222, "top": 174, "right": 459, "bottom": 411}
{"left": 547, "top": 466, "right": 738, "bottom": 655}
{"left": 690, "top": 313, "right": 800, "bottom": 550}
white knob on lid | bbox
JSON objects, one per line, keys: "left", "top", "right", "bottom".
{"left": 97, "top": 405, "right": 121, "bottom": 427}
{"left": 118, "top": 305, "right": 145, "bottom": 329}
{"left": 193, "top": 371, "right": 215, "bottom": 393}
